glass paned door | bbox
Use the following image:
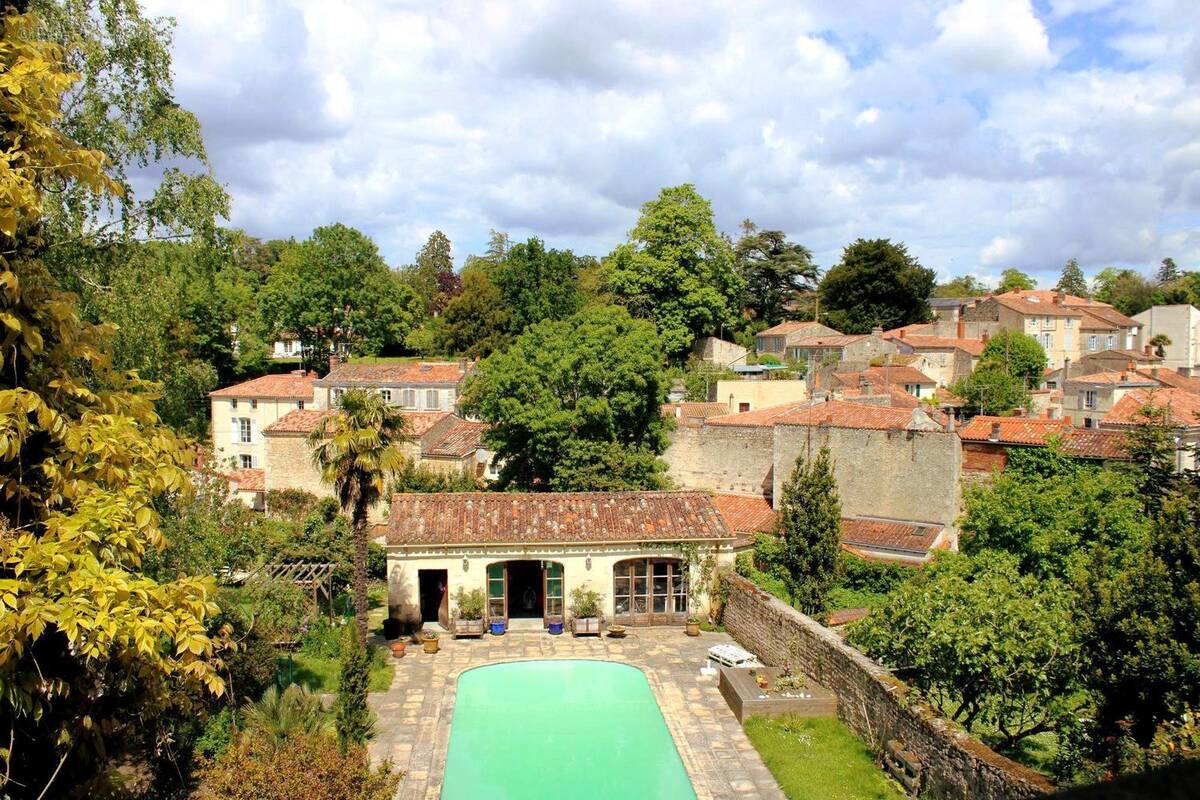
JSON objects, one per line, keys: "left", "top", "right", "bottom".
{"left": 612, "top": 558, "right": 688, "bottom": 625}
{"left": 487, "top": 562, "right": 507, "bottom": 621}
{"left": 543, "top": 562, "right": 563, "bottom": 621}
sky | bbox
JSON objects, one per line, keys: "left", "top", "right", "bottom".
{"left": 143, "top": 0, "right": 1200, "bottom": 287}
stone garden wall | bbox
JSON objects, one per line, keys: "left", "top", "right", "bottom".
{"left": 721, "top": 571, "right": 1055, "bottom": 800}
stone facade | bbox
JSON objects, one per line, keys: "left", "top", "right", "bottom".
{"left": 1134, "top": 304, "right": 1200, "bottom": 370}
{"left": 664, "top": 424, "right": 776, "bottom": 497}
{"left": 721, "top": 572, "right": 1055, "bottom": 800}
{"left": 772, "top": 423, "right": 961, "bottom": 530}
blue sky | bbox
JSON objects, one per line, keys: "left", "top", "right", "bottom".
{"left": 145, "top": 0, "right": 1199, "bottom": 287}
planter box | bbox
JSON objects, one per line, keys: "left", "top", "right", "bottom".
{"left": 571, "top": 617, "right": 602, "bottom": 637}
{"left": 718, "top": 666, "right": 837, "bottom": 724}
{"left": 454, "top": 618, "right": 485, "bottom": 638}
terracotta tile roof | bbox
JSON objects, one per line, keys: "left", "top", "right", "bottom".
{"left": 712, "top": 493, "right": 777, "bottom": 534}
{"left": 890, "top": 335, "right": 986, "bottom": 357}
{"left": 788, "top": 334, "right": 867, "bottom": 348}
{"left": 758, "top": 321, "right": 836, "bottom": 338}
{"left": 226, "top": 468, "right": 265, "bottom": 492}
{"left": 935, "top": 387, "right": 965, "bottom": 406}
{"left": 422, "top": 418, "right": 489, "bottom": 459}
{"left": 385, "top": 491, "right": 733, "bottom": 546}
{"left": 958, "top": 415, "right": 1072, "bottom": 445}
{"left": 1059, "top": 429, "right": 1130, "bottom": 460}
{"left": 834, "top": 365, "right": 936, "bottom": 387}
{"left": 991, "top": 293, "right": 1083, "bottom": 317}
{"left": 836, "top": 385, "right": 927, "bottom": 411}
{"left": 263, "top": 409, "right": 451, "bottom": 436}
{"left": 1135, "top": 368, "right": 1200, "bottom": 394}
{"left": 1089, "top": 348, "right": 1161, "bottom": 363}
{"left": 209, "top": 371, "right": 316, "bottom": 399}
{"left": 840, "top": 516, "right": 943, "bottom": 556}
{"left": 1007, "top": 289, "right": 1094, "bottom": 305}
{"left": 882, "top": 323, "right": 934, "bottom": 337}
{"left": 1069, "top": 371, "right": 1159, "bottom": 386}
{"left": 317, "top": 361, "right": 466, "bottom": 386}
{"left": 1103, "top": 388, "right": 1200, "bottom": 428}
{"left": 661, "top": 402, "right": 729, "bottom": 425}
{"left": 1076, "top": 305, "right": 1140, "bottom": 329}
{"left": 705, "top": 399, "right": 944, "bottom": 431}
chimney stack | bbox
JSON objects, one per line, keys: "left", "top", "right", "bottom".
{"left": 1144, "top": 344, "right": 1153, "bottom": 356}
{"left": 1055, "top": 290, "right": 1065, "bottom": 306}
{"left": 1012, "top": 408, "right": 1025, "bottom": 418}
{"left": 956, "top": 318, "right": 966, "bottom": 339}
{"left": 328, "top": 354, "right": 341, "bottom": 372}
{"left": 899, "top": 329, "right": 906, "bottom": 339}
{"left": 989, "top": 422, "right": 1002, "bottom": 441}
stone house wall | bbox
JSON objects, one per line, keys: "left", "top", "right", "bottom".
{"left": 663, "top": 425, "right": 776, "bottom": 498}
{"left": 720, "top": 572, "right": 1054, "bottom": 800}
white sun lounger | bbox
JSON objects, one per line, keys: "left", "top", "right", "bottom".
{"left": 707, "top": 643, "right": 762, "bottom": 669}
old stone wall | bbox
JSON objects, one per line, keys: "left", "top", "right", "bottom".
{"left": 721, "top": 572, "right": 1054, "bottom": 799}
{"left": 772, "top": 424, "right": 961, "bottom": 529}
{"left": 663, "top": 425, "right": 776, "bottom": 498}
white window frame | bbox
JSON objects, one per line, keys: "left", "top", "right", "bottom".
{"left": 426, "top": 389, "right": 440, "bottom": 410}
{"left": 238, "top": 417, "right": 252, "bottom": 443}
{"left": 1087, "top": 335, "right": 1098, "bottom": 351}
{"left": 240, "top": 454, "right": 254, "bottom": 469}
{"left": 1084, "top": 390, "right": 1097, "bottom": 410}
{"left": 1106, "top": 334, "right": 1115, "bottom": 350}
{"left": 380, "top": 389, "right": 392, "bottom": 403}
{"left": 401, "top": 389, "right": 416, "bottom": 408}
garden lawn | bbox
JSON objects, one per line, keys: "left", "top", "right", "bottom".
{"left": 744, "top": 716, "right": 903, "bottom": 800}
{"left": 279, "top": 645, "right": 394, "bottom": 694}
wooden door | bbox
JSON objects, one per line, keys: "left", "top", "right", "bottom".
{"left": 486, "top": 562, "right": 507, "bottom": 622}
{"left": 543, "top": 562, "right": 564, "bottom": 623}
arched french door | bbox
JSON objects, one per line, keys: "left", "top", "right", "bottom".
{"left": 612, "top": 558, "right": 688, "bottom": 626}
{"left": 485, "top": 560, "right": 564, "bottom": 626}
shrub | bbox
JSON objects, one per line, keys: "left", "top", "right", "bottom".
{"left": 244, "top": 685, "right": 329, "bottom": 750}
{"left": 838, "top": 553, "right": 912, "bottom": 595}
{"left": 266, "top": 488, "right": 322, "bottom": 522}
{"left": 194, "top": 707, "right": 236, "bottom": 761}
{"left": 367, "top": 542, "right": 387, "bottom": 580}
{"left": 335, "top": 627, "right": 374, "bottom": 746}
{"left": 453, "top": 587, "right": 486, "bottom": 621}
{"left": 569, "top": 586, "right": 603, "bottom": 618}
{"left": 300, "top": 616, "right": 349, "bottom": 659}
{"left": 236, "top": 579, "right": 311, "bottom": 643}
{"left": 390, "top": 459, "right": 481, "bottom": 493}
{"left": 194, "top": 730, "right": 399, "bottom": 800}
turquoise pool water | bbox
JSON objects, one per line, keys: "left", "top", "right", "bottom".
{"left": 441, "top": 660, "right": 697, "bottom": 799}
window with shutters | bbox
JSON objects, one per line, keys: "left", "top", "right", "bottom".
{"left": 238, "top": 418, "right": 252, "bottom": 443}
{"left": 1084, "top": 390, "right": 1097, "bottom": 410}
{"left": 240, "top": 454, "right": 253, "bottom": 469}
{"left": 1088, "top": 335, "right": 1098, "bottom": 351}
{"left": 250, "top": 399, "right": 257, "bottom": 410}
{"left": 230, "top": 398, "right": 238, "bottom": 409}
{"left": 297, "top": 400, "right": 305, "bottom": 410}
{"left": 426, "top": 389, "right": 439, "bottom": 410}
{"left": 1106, "top": 335, "right": 1115, "bottom": 350}
{"left": 401, "top": 389, "right": 416, "bottom": 407}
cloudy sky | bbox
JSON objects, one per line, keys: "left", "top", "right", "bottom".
{"left": 144, "top": 0, "right": 1200, "bottom": 286}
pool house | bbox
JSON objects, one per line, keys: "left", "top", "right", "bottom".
{"left": 382, "top": 491, "right": 735, "bottom": 631}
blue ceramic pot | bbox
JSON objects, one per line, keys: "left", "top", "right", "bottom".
{"left": 489, "top": 620, "right": 506, "bottom": 635}
{"left": 548, "top": 620, "right": 564, "bottom": 635}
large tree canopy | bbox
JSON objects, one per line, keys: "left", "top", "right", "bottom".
{"left": 817, "top": 239, "right": 934, "bottom": 333}
{"left": 490, "top": 236, "right": 584, "bottom": 333}
{"left": 1055, "top": 258, "right": 1089, "bottom": 298}
{"left": 1092, "top": 267, "right": 1157, "bottom": 317}
{"left": 462, "top": 305, "right": 670, "bottom": 491}
{"left": 996, "top": 267, "right": 1036, "bottom": 293}
{"left": 261, "top": 224, "right": 420, "bottom": 367}
{"left": 980, "top": 329, "right": 1048, "bottom": 385}
{"left": 734, "top": 221, "right": 818, "bottom": 326}
{"left": 604, "top": 184, "right": 743, "bottom": 358}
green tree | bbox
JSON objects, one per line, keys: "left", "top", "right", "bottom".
{"left": 952, "top": 364, "right": 1030, "bottom": 415}
{"left": 848, "top": 552, "right": 1080, "bottom": 749}
{"left": 335, "top": 625, "right": 373, "bottom": 747}
{"left": 933, "top": 274, "right": 990, "bottom": 297}
{"left": 244, "top": 685, "right": 329, "bottom": 752}
{"left": 401, "top": 230, "right": 455, "bottom": 315}
{"left": 491, "top": 237, "right": 583, "bottom": 333}
{"left": 262, "top": 225, "right": 421, "bottom": 368}
{"left": 1, "top": 14, "right": 224, "bottom": 794}
{"left": 1093, "top": 267, "right": 1157, "bottom": 316}
{"left": 1149, "top": 333, "right": 1172, "bottom": 358}
{"left": 462, "top": 305, "right": 670, "bottom": 490}
{"left": 309, "top": 389, "right": 410, "bottom": 636}
{"left": 423, "top": 268, "right": 510, "bottom": 357}
{"left": 980, "top": 329, "right": 1048, "bottom": 385}
{"left": 604, "top": 184, "right": 743, "bottom": 358}
{"left": 996, "top": 267, "right": 1037, "bottom": 293}
{"left": 1056, "top": 258, "right": 1089, "bottom": 297}
{"left": 1156, "top": 257, "right": 1181, "bottom": 286}
{"left": 776, "top": 446, "right": 841, "bottom": 615}
{"left": 734, "top": 221, "right": 819, "bottom": 326}
{"left": 817, "top": 238, "right": 935, "bottom": 333}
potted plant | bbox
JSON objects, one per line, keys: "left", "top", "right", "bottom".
{"left": 569, "top": 587, "right": 603, "bottom": 637}
{"left": 390, "top": 640, "right": 406, "bottom": 658}
{"left": 547, "top": 615, "right": 565, "bottom": 635}
{"left": 382, "top": 617, "right": 402, "bottom": 640}
{"left": 421, "top": 629, "right": 439, "bottom": 654}
{"left": 489, "top": 616, "right": 506, "bottom": 635}
{"left": 685, "top": 614, "right": 702, "bottom": 637}
{"left": 607, "top": 624, "right": 627, "bottom": 639}
{"left": 452, "top": 587, "right": 486, "bottom": 639}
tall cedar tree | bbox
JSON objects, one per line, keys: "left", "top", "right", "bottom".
{"left": 403, "top": 230, "right": 455, "bottom": 315}
{"left": 777, "top": 445, "right": 842, "bottom": 615}
{"left": 335, "top": 625, "right": 373, "bottom": 747}
{"left": 734, "top": 221, "right": 819, "bottom": 326}
{"left": 817, "top": 239, "right": 934, "bottom": 334}
{"left": 309, "top": 390, "right": 409, "bottom": 636}
{"left": 1056, "top": 258, "right": 1089, "bottom": 298}
{"left": 1156, "top": 257, "right": 1181, "bottom": 286}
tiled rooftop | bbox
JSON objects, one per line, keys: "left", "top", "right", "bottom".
{"left": 263, "top": 409, "right": 451, "bottom": 436}
{"left": 209, "top": 371, "right": 316, "bottom": 399}
{"left": 317, "top": 361, "right": 467, "bottom": 386}
{"left": 788, "top": 334, "right": 867, "bottom": 348}
{"left": 712, "top": 493, "right": 777, "bottom": 534}
{"left": 840, "top": 516, "right": 943, "bottom": 555}
{"left": 958, "top": 415, "right": 1072, "bottom": 445}
{"left": 757, "top": 320, "right": 834, "bottom": 337}
{"left": 889, "top": 334, "right": 985, "bottom": 356}
{"left": 1058, "top": 429, "right": 1131, "bottom": 460}
{"left": 661, "top": 402, "right": 729, "bottom": 427}
{"left": 421, "top": 418, "right": 489, "bottom": 458}
{"left": 1104, "top": 388, "right": 1200, "bottom": 428}
{"left": 226, "top": 468, "right": 265, "bottom": 492}
{"left": 1135, "top": 368, "right": 1200, "bottom": 394}
{"left": 706, "top": 399, "right": 942, "bottom": 431}
{"left": 386, "top": 491, "right": 733, "bottom": 546}
{"left": 833, "top": 365, "right": 936, "bottom": 387}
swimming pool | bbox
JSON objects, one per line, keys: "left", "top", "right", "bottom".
{"left": 441, "top": 660, "right": 697, "bottom": 799}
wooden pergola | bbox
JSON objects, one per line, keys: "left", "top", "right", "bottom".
{"left": 246, "top": 561, "right": 339, "bottom": 620}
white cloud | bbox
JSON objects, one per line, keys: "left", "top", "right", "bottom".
{"left": 934, "top": 0, "right": 1055, "bottom": 73}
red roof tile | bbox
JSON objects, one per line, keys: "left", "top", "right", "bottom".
{"left": 958, "top": 415, "right": 1072, "bottom": 445}
{"left": 263, "top": 409, "right": 451, "bottom": 436}
{"left": 1135, "top": 368, "right": 1200, "bottom": 394}
{"left": 712, "top": 494, "right": 777, "bottom": 534}
{"left": 1076, "top": 305, "right": 1140, "bottom": 329}
{"left": 991, "top": 293, "right": 1083, "bottom": 317}
{"left": 226, "top": 468, "right": 265, "bottom": 492}
{"left": 1103, "top": 388, "right": 1200, "bottom": 428}
{"left": 385, "top": 491, "right": 733, "bottom": 546}
{"left": 318, "top": 361, "right": 466, "bottom": 386}
{"left": 1059, "top": 429, "right": 1130, "bottom": 460}
{"left": 422, "top": 419, "right": 489, "bottom": 459}
{"left": 890, "top": 335, "right": 985, "bottom": 357}
{"left": 882, "top": 323, "right": 934, "bottom": 338}
{"left": 210, "top": 371, "right": 316, "bottom": 399}
{"left": 833, "top": 365, "right": 936, "bottom": 387}
{"left": 661, "top": 402, "right": 729, "bottom": 426}
{"left": 706, "top": 399, "right": 942, "bottom": 431}
{"left": 840, "top": 516, "right": 943, "bottom": 555}
{"left": 788, "top": 334, "right": 868, "bottom": 348}
{"left": 758, "top": 321, "right": 837, "bottom": 338}
{"left": 828, "top": 608, "right": 870, "bottom": 626}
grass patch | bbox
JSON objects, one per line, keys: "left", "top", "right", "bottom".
{"left": 745, "top": 716, "right": 903, "bottom": 800}
{"left": 278, "top": 645, "right": 393, "bottom": 694}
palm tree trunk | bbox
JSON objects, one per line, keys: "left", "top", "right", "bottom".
{"left": 352, "top": 505, "right": 369, "bottom": 639}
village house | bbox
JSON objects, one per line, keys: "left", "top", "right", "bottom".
{"left": 1134, "top": 304, "right": 1200, "bottom": 371}
{"left": 882, "top": 330, "right": 983, "bottom": 387}
{"left": 661, "top": 402, "right": 729, "bottom": 428}
{"left": 208, "top": 370, "right": 317, "bottom": 470}
{"left": 1064, "top": 370, "right": 1166, "bottom": 429}
{"left": 382, "top": 491, "right": 734, "bottom": 631}
{"left": 826, "top": 365, "right": 938, "bottom": 400}
{"left": 312, "top": 356, "right": 471, "bottom": 412}
{"left": 692, "top": 335, "right": 748, "bottom": 367}
{"left": 785, "top": 328, "right": 897, "bottom": 367}
{"left": 957, "top": 414, "right": 1130, "bottom": 475}
{"left": 225, "top": 467, "right": 266, "bottom": 511}
{"left": 714, "top": 378, "right": 809, "bottom": 413}
{"left": 754, "top": 320, "right": 839, "bottom": 356}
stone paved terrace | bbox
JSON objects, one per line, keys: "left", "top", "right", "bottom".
{"left": 368, "top": 627, "right": 785, "bottom": 800}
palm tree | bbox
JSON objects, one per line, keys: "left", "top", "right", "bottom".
{"left": 309, "top": 388, "right": 410, "bottom": 637}
{"left": 1150, "top": 334, "right": 1172, "bottom": 358}
{"left": 243, "top": 685, "right": 328, "bottom": 750}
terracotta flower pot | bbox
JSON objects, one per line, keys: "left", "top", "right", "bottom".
{"left": 422, "top": 638, "right": 439, "bottom": 655}
{"left": 390, "top": 641, "right": 406, "bottom": 659}
{"left": 685, "top": 621, "right": 701, "bottom": 637}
